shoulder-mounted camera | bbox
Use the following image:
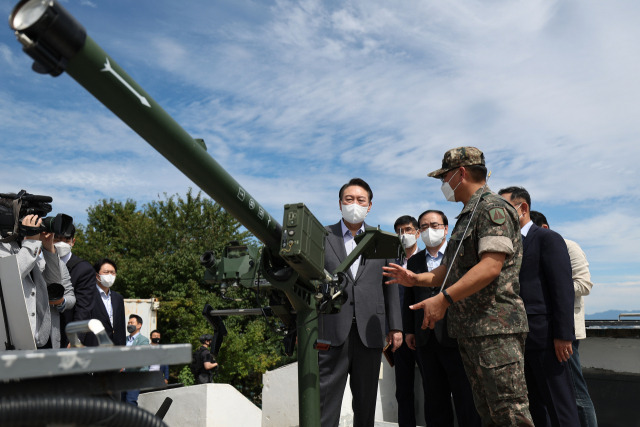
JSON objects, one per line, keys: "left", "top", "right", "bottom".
{"left": 0, "top": 190, "right": 73, "bottom": 241}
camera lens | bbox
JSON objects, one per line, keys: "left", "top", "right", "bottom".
{"left": 47, "top": 283, "right": 65, "bottom": 301}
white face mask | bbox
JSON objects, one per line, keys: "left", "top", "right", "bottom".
{"left": 341, "top": 203, "right": 368, "bottom": 224}
{"left": 422, "top": 227, "right": 445, "bottom": 248}
{"left": 400, "top": 233, "right": 417, "bottom": 249}
{"left": 441, "top": 169, "right": 461, "bottom": 202}
{"left": 514, "top": 203, "right": 524, "bottom": 219}
{"left": 54, "top": 242, "right": 72, "bottom": 258}
{"left": 99, "top": 274, "right": 116, "bottom": 288}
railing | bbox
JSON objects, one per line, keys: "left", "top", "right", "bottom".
{"left": 585, "top": 317, "right": 640, "bottom": 338}
{"left": 618, "top": 313, "right": 640, "bottom": 320}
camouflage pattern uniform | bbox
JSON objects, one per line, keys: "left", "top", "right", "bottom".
{"left": 429, "top": 147, "right": 533, "bottom": 426}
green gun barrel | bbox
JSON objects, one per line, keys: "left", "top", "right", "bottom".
{"left": 9, "top": 1, "right": 323, "bottom": 425}
{"left": 9, "top": 0, "right": 281, "bottom": 250}
{"left": 8, "top": 3, "right": 405, "bottom": 425}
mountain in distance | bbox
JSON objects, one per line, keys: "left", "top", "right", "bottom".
{"left": 586, "top": 309, "right": 640, "bottom": 320}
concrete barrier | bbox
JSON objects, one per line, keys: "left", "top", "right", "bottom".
{"left": 262, "top": 362, "right": 425, "bottom": 426}
{"left": 139, "top": 383, "right": 261, "bottom": 427}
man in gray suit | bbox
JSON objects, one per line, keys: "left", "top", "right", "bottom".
{"left": 319, "top": 177, "right": 403, "bottom": 427}
{"left": 0, "top": 212, "right": 65, "bottom": 348}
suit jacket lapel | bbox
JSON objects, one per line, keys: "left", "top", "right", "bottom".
{"left": 416, "top": 250, "right": 428, "bottom": 273}
{"left": 352, "top": 221, "right": 370, "bottom": 282}
{"left": 94, "top": 286, "right": 111, "bottom": 324}
{"left": 326, "top": 222, "right": 353, "bottom": 281}
{"left": 524, "top": 223, "right": 538, "bottom": 252}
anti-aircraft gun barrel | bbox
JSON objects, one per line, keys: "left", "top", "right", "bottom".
{"left": 9, "top": 1, "right": 323, "bottom": 424}
{"left": 8, "top": 2, "right": 404, "bottom": 426}
{"left": 9, "top": 0, "right": 281, "bottom": 250}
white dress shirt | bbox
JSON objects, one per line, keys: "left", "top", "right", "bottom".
{"left": 341, "top": 219, "right": 365, "bottom": 278}
{"left": 97, "top": 284, "right": 113, "bottom": 326}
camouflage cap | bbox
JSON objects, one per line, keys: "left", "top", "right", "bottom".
{"left": 427, "top": 146, "right": 485, "bottom": 178}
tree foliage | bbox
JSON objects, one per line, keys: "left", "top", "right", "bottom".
{"left": 73, "top": 189, "right": 294, "bottom": 405}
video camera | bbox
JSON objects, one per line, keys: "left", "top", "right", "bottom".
{"left": 0, "top": 190, "right": 73, "bottom": 240}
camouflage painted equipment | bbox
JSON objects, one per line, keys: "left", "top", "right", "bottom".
{"left": 428, "top": 146, "right": 486, "bottom": 178}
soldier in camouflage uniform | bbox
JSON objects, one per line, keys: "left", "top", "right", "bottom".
{"left": 383, "top": 147, "right": 533, "bottom": 426}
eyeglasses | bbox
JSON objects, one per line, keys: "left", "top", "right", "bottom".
{"left": 419, "top": 223, "right": 444, "bottom": 231}
{"left": 439, "top": 168, "right": 459, "bottom": 183}
{"left": 396, "top": 226, "right": 416, "bottom": 235}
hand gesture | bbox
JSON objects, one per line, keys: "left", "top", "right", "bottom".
{"left": 411, "top": 293, "right": 448, "bottom": 330}
{"left": 382, "top": 263, "right": 417, "bottom": 287}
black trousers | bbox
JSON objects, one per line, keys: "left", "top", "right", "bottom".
{"left": 393, "top": 340, "right": 420, "bottom": 427}
{"left": 318, "top": 322, "right": 382, "bottom": 427}
{"left": 416, "top": 339, "right": 481, "bottom": 427}
{"left": 525, "top": 348, "right": 580, "bottom": 427}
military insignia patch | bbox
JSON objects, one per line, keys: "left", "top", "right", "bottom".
{"left": 489, "top": 207, "right": 506, "bottom": 225}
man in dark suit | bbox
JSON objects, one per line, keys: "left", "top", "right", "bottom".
{"left": 499, "top": 187, "right": 580, "bottom": 427}
{"left": 83, "top": 258, "right": 126, "bottom": 347}
{"left": 319, "top": 178, "right": 402, "bottom": 427}
{"left": 54, "top": 224, "right": 96, "bottom": 347}
{"left": 149, "top": 329, "right": 170, "bottom": 383}
{"left": 405, "top": 210, "right": 480, "bottom": 427}
{"left": 392, "top": 215, "right": 421, "bottom": 427}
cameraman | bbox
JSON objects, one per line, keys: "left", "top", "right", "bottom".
{"left": 0, "top": 213, "right": 65, "bottom": 348}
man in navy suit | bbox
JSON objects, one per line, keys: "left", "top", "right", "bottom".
{"left": 319, "top": 178, "right": 403, "bottom": 427}
{"left": 392, "top": 215, "right": 421, "bottom": 427}
{"left": 499, "top": 187, "right": 580, "bottom": 427}
{"left": 54, "top": 224, "right": 96, "bottom": 347}
{"left": 405, "top": 210, "right": 480, "bottom": 427}
{"left": 83, "top": 258, "right": 126, "bottom": 347}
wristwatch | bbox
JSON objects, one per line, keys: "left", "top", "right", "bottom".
{"left": 442, "top": 289, "right": 454, "bottom": 305}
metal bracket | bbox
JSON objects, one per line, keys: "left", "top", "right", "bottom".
{"left": 65, "top": 319, "right": 114, "bottom": 347}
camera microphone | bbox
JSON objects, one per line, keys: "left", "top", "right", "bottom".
{"left": 0, "top": 192, "right": 52, "bottom": 203}
{"left": 21, "top": 194, "right": 53, "bottom": 203}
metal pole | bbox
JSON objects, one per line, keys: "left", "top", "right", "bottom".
{"left": 296, "top": 303, "right": 321, "bottom": 426}
{"left": 69, "top": 37, "right": 282, "bottom": 249}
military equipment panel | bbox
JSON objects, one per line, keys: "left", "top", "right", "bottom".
{"left": 280, "top": 203, "right": 328, "bottom": 283}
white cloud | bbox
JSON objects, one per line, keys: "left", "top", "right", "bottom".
{"left": 554, "top": 212, "right": 640, "bottom": 264}
{"left": 585, "top": 281, "right": 640, "bottom": 315}
{"left": 1, "top": 0, "right": 638, "bottom": 311}
{"left": 0, "top": 43, "right": 17, "bottom": 71}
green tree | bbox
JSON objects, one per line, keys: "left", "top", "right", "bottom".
{"left": 73, "top": 189, "right": 294, "bottom": 405}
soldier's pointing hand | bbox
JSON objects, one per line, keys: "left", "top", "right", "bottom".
{"left": 382, "top": 263, "right": 417, "bottom": 287}
{"left": 410, "top": 293, "right": 449, "bottom": 329}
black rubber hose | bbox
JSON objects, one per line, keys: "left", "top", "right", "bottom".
{"left": 0, "top": 395, "right": 168, "bottom": 426}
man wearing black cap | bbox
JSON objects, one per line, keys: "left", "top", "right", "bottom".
{"left": 54, "top": 224, "right": 96, "bottom": 347}
{"left": 384, "top": 147, "right": 533, "bottom": 426}
{"left": 194, "top": 334, "right": 218, "bottom": 384}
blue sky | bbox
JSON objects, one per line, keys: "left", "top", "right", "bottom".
{"left": 1, "top": 0, "right": 639, "bottom": 315}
